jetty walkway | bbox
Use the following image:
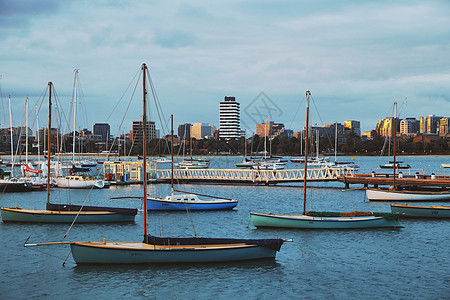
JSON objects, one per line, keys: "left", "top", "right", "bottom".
{"left": 156, "top": 167, "right": 355, "bottom": 185}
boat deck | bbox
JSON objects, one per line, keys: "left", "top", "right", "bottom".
{"left": 75, "top": 241, "right": 255, "bottom": 250}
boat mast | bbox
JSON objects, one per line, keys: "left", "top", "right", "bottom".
{"left": 36, "top": 105, "right": 40, "bottom": 163}
{"left": 8, "top": 96, "right": 14, "bottom": 175}
{"left": 142, "top": 63, "right": 148, "bottom": 237}
{"left": 393, "top": 102, "right": 397, "bottom": 189}
{"left": 302, "top": 91, "right": 310, "bottom": 215}
{"left": 334, "top": 122, "right": 337, "bottom": 163}
{"left": 25, "top": 97, "right": 28, "bottom": 166}
{"left": 47, "top": 82, "right": 52, "bottom": 206}
{"left": 72, "top": 70, "right": 78, "bottom": 165}
{"left": 170, "top": 114, "right": 174, "bottom": 195}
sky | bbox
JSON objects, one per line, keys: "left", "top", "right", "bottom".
{"left": 0, "top": 0, "right": 449, "bottom": 136}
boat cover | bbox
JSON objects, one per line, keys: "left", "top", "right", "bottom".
{"left": 46, "top": 203, "right": 137, "bottom": 215}
{"left": 144, "top": 235, "right": 284, "bottom": 251}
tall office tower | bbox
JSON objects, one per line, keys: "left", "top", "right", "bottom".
{"left": 92, "top": 123, "right": 110, "bottom": 141}
{"left": 344, "top": 120, "right": 361, "bottom": 136}
{"left": 219, "top": 96, "right": 240, "bottom": 140}
{"left": 178, "top": 123, "right": 192, "bottom": 140}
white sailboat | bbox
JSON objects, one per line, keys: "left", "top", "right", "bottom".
{"left": 147, "top": 115, "right": 238, "bottom": 211}
{"left": 250, "top": 91, "right": 402, "bottom": 229}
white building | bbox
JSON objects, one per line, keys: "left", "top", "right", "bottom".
{"left": 219, "top": 96, "right": 240, "bottom": 140}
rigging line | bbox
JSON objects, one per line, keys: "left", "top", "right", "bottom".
{"left": 107, "top": 70, "right": 141, "bottom": 157}
{"left": 287, "top": 95, "right": 306, "bottom": 134}
{"left": 184, "top": 201, "right": 197, "bottom": 237}
{"left": 61, "top": 181, "right": 97, "bottom": 242}
{"left": 310, "top": 95, "right": 334, "bottom": 152}
{"left": 106, "top": 68, "right": 141, "bottom": 122}
{"left": 146, "top": 68, "right": 170, "bottom": 136}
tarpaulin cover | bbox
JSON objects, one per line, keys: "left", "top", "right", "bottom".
{"left": 144, "top": 235, "right": 284, "bottom": 251}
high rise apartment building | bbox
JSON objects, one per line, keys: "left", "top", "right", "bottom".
{"left": 130, "top": 117, "right": 155, "bottom": 144}
{"left": 400, "top": 118, "right": 420, "bottom": 135}
{"left": 219, "top": 96, "right": 240, "bottom": 140}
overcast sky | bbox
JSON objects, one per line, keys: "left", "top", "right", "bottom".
{"left": 1, "top": 0, "right": 449, "bottom": 136}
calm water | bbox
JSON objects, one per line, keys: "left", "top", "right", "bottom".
{"left": 0, "top": 156, "right": 449, "bottom": 299}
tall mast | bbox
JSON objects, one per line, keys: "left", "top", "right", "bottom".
{"left": 334, "top": 122, "right": 338, "bottom": 163}
{"left": 142, "top": 63, "right": 148, "bottom": 237}
{"left": 47, "top": 83, "right": 52, "bottom": 206}
{"left": 8, "top": 96, "right": 15, "bottom": 176}
{"left": 25, "top": 97, "right": 28, "bottom": 165}
{"left": 393, "top": 102, "right": 397, "bottom": 189}
{"left": 302, "top": 91, "right": 311, "bottom": 215}
{"left": 170, "top": 114, "right": 174, "bottom": 195}
{"left": 36, "top": 105, "right": 40, "bottom": 163}
{"left": 72, "top": 70, "right": 78, "bottom": 165}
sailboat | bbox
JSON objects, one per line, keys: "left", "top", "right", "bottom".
{"left": 250, "top": 91, "right": 402, "bottom": 229}
{"left": 390, "top": 203, "right": 450, "bottom": 218}
{"left": 1, "top": 82, "right": 137, "bottom": 223}
{"left": 24, "top": 64, "right": 286, "bottom": 263}
{"left": 366, "top": 102, "right": 450, "bottom": 201}
{"left": 235, "top": 131, "right": 259, "bottom": 168}
{"left": 147, "top": 115, "right": 238, "bottom": 211}
{"left": 54, "top": 70, "right": 103, "bottom": 189}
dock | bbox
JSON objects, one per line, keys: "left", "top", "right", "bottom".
{"left": 156, "top": 167, "right": 355, "bottom": 185}
{"left": 338, "top": 173, "right": 450, "bottom": 188}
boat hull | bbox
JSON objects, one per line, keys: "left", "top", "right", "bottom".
{"left": 55, "top": 177, "right": 104, "bottom": 189}
{"left": 366, "top": 189, "right": 450, "bottom": 201}
{"left": 0, "top": 182, "right": 32, "bottom": 192}
{"left": 70, "top": 241, "right": 277, "bottom": 264}
{"left": 147, "top": 198, "right": 238, "bottom": 211}
{"left": 250, "top": 212, "right": 402, "bottom": 229}
{"left": 0, "top": 207, "right": 135, "bottom": 223}
{"left": 391, "top": 204, "right": 450, "bottom": 218}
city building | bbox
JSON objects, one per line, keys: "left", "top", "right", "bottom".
{"left": 399, "top": 118, "right": 420, "bottom": 136}
{"left": 178, "top": 123, "right": 191, "bottom": 140}
{"left": 130, "top": 117, "right": 156, "bottom": 144}
{"left": 219, "top": 96, "right": 240, "bottom": 140}
{"left": 425, "top": 114, "right": 442, "bottom": 134}
{"left": 440, "top": 117, "right": 449, "bottom": 137}
{"left": 420, "top": 117, "right": 426, "bottom": 134}
{"left": 375, "top": 117, "right": 400, "bottom": 137}
{"left": 92, "top": 123, "right": 110, "bottom": 141}
{"left": 190, "top": 123, "right": 215, "bottom": 139}
{"left": 344, "top": 120, "right": 361, "bottom": 136}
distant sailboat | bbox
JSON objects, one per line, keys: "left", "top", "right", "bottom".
{"left": 1, "top": 82, "right": 137, "bottom": 223}
{"left": 250, "top": 91, "right": 402, "bottom": 229}
{"left": 24, "top": 64, "right": 285, "bottom": 264}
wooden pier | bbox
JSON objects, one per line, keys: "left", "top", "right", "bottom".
{"left": 156, "top": 167, "right": 355, "bottom": 185}
{"left": 338, "top": 173, "right": 450, "bottom": 189}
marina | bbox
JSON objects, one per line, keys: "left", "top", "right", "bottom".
{"left": 0, "top": 155, "right": 449, "bottom": 298}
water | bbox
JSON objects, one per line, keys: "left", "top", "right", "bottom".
{"left": 1, "top": 156, "right": 449, "bottom": 299}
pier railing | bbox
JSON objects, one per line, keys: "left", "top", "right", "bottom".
{"left": 156, "top": 167, "right": 355, "bottom": 184}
